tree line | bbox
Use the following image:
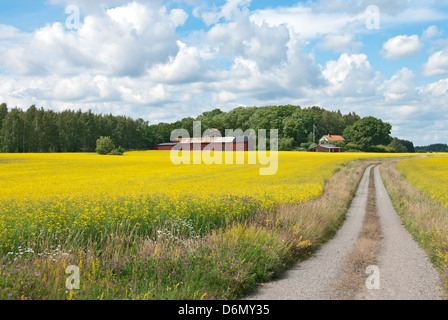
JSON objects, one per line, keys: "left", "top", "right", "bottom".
{"left": 0, "top": 102, "right": 416, "bottom": 153}
{"left": 0, "top": 103, "right": 151, "bottom": 153}
{"left": 148, "top": 105, "right": 414, "bottom": 152}
{"left": 415, "top": 144, "right": 448, "bottom": 153}
{"left": 149, "top": 105, "right": 363, "bottom": 150}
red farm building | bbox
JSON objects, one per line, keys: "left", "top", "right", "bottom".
{"left": 152, "top": 136, "right": 254, "bottom": 151}
{"left": 307, "top": 144, "right": 343, "bottom": 153}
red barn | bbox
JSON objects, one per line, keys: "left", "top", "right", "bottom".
{"left": 308, "top": 144, "right": 343, "bottom": 153}
{"left": 152, "top": 136, "right": 254, "bottom": 151}
{"left": 151, "top": 143, "right": 177, "bottom": 150}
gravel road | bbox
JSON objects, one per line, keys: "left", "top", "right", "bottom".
{"left": 355, "top": 165, "right": 442, "bottom": 300}
{"left": 245, "top": 165, "right": 443, "bottom": 300}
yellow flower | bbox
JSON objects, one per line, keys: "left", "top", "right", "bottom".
{"left": 0, "top": 151, "right": 416, "bottom": 248}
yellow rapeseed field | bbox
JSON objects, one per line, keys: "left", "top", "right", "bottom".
{"left": 0, "top": 151, "right": 421, "bottom": 300}
{"left": 0, "top": 151, "right": 411, "bottom": 251}
{"left": 397, "top": 155, "right": 448, "bottom": 207}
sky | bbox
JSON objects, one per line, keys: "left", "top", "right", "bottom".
{"left": 1, "top": 0, "right": 448, "bottom": 146}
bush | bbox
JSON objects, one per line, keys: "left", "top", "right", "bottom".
{"left": 345, "top": 142, "right": 360, "bottom": 150}
{"left": 108, "top": 149, "right": 121, "bottom": 156}
{"left": 108, "top": 146, "right": 125, "bottom": 156}
{"left": 96, "top": 136, "right": 115, "bottom": 155}
{"left": 300, "top": 142, "right": 312, "bottom": 149}
{"left": 369, "top": 145, "right": 395, "bottom": 153}
{"left": 278, "top": 138, "right": 295, "bottom": 151}
{"left": 331, "top": 140, "right": 346, "bottom": 148}
{"left": 388, "top": 138, "right": 408, "bottom": 153}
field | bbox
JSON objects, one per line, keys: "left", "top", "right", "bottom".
{"left": 397, "top": 155, "right": 448, "bottom": 207}
{"left": 0, "top": 151, "right": 414, "bottom": 299}
{"left": 382, "top": 155, "right": 448, "bottom": 293}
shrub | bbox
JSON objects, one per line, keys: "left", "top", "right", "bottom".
{"left": 278, "top": 138, "right": 295, "bottom": 151}
{"left": 300, "top": 142, "right": 312, "bottom": 149}
{"left": 108, "top": 146, "right": 125, "bottom": 156}
{"left": 369, "top": 145, "right": 395, "bottom": 153}
{"left": 388, "top": 138, "right": 408, "bottom": 153}
{"left": 108, "top": 149, "right": 121, "bottom": 156}
{"left": 96, "top": 136, "right": 115, "bottom": 155}
{"left": 332, "top": 140, "right": 346, "bottom": 148}
{"left": 345, "top": 142, "right": 360, "bottom": 150}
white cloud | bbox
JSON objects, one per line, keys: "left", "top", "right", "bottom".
{"left": 317, "top": 33, "right": 362, "bottom": 53}
{"left": 3, "top": 2, "right": 186, "bottom": 77}
{"left": 322, "top": 53, "right": 380, "bottom": 97}
{"left": 422, "top": 49, "right": 448, "bottom": 76}
{"left": 250, "top": 6, "right": 363, "bottom": 40}
{"left": 310, "top": 0, "right": 409, "bottom": 15}
{"left": 380, "top": 6, "right": 448, "bottom": 28}
{"left": 381, "top": 68, "right": 417, "bottom": 102}
{"left": 200, "top": 0, "right": 252, "bottom": 26}
{"left": 422, "top": 25, "right": 442, "bottom": 40}
{"left": 420, "top": 77, "right": 448, "bottom": 97}
{"left": 149, "top": 41, "right": 208, "bottom": 84}
{"left": 47, "top": 0, "right": 142, "bottom": 14}
{"left": 381, "top": 35, "right": 423, "bottom": 60}
{"left": 0, "top": 24, "right": 25, "bottom": 40}
{"left": 205, "top": 13, "right": 290, "bottom": 70}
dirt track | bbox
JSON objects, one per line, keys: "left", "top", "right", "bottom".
{"left": 246, "top": 165, "right": 443, "bottom": 300}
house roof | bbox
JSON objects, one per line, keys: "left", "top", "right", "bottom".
{"left": 173, "top": 136, "right": 249, "bottom": 144}
{"left": 309, "top": 144, "right": 342, "bottom": 150}
{"left": 322, "top": 134, "right": 345, "bottom": 141}
{"left": 155, "top": 143, "right": 177, "bottom": 146}
{"left": 319, "top": 144, "right": 342, "bottom": 149}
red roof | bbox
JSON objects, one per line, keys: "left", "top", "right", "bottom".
{"left": 309, "top": 144, "right": 342, "bottom": 150}
{"left": 172, "top": 137, "right": 245, "bottom": 144}
{"left": 322, "top": 134, "right": 345, "bottom": 141}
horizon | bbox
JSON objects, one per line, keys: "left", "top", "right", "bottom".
{"left": 1, "top": 1, "right": 448, "bottom": 146}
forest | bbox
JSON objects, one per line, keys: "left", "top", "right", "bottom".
{"left": 415, "top": 144, "right": 448, "bottom": 153}
{"left": 0, "top": 102, "right": 415, "bottom": 153}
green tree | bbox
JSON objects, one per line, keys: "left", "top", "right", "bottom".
{"left": 331, "top": 140, "right": 346, "bottom": 148}
{"left": 96, "top": 136, "right": 115, "bottom": 155}
{"left": 318, "top": 110, "right": 345, "bottom": 136}
{"left": 397, "top": 139, "right": 415, "bottom": 153}
{"left": 343, "top": 117, "right": 392, "bottom": 151}
{"left": 388, "top": 138, "right": 407, "bottom": 153}
{"left": 0, "top": 108, "right": 24, "bottom": 152}
{"left": 41, "top": 109, "right": 59, "bottom": 152}
{"left": 278, "top": 137, "right": 295, "bottom": 151}
{"left": 343, "top": 112, "right": 361, "bottom": 128}
{"left": 0, "top": 103, "right": 7, "bottom": 132}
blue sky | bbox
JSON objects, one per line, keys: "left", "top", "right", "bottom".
{"left": 1, "top": 0, "right": 448, "bottom": 145}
